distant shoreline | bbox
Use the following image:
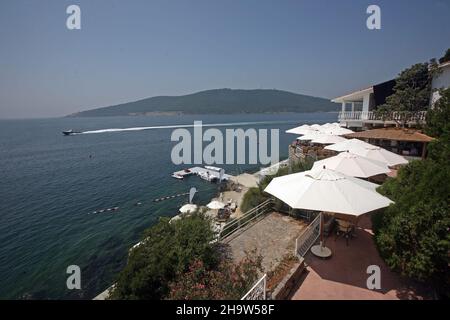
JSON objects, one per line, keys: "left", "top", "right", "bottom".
{"left": 66, "top": 111, "right": 339, "bottom": 118}
{"left": 66, "top": 89, "right": 339, "bottom": 118}
{"left": 0, "top": 111, "right": 339, "bottom": 121}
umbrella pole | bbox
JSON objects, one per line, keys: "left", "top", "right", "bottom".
{"left": 320, "top": 212, "right": 324, "bottom": 249}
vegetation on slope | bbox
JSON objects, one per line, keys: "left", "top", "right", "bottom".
{"left": 69, "top": 89, "right": 338, "bottom": 117}
{"left": 374, "top": 87, "right": 450, "bottom": 298}
{"left": 240, "top": 160, "right": 313, "bottom": 213}
{"left": 376, "top": 61, "right": 438, "bottom": 127}
{"left": 109, "top": 213, "right": 262, "bottom": 300}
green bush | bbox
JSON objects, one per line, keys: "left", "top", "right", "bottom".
{"left": 375, "top": 160, "right": 450, "bottom": 297}
{"left": 240, "top": 187, "right": 268, "bottom": 213}
{"left": 439, "top": 48, "right": 450, "bottom": 64}
{"left": 240, "top": 160, "right": 313, "bottom": 213}
{"left": 168, "top": 252, "right": 263, "bottom": 300}
{"left": 374, "top": 88, "right": 450, "bottom": 297}
{"left": 109, "top": 213, "right": 219, "bottom": 300}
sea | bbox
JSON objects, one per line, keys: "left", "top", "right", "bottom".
{"left": 0, "top": 112, "right": 337, "bottom": 299}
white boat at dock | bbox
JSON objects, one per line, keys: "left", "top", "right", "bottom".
{"left": 204, "top": 165, "right": 222, "bottom": 172}
{"left": 171, "top": 166, "right": 231, "bottom": 182}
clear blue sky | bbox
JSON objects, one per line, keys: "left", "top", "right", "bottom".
{"left": 0, "top": 0, "right": 449, "bottom": 118}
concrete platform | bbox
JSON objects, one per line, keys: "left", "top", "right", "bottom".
{"left": 227, "top": 212, "right": 306, "bottom": 273}
{"left": 291, "top": 214, "right": 432, "bottom": 300}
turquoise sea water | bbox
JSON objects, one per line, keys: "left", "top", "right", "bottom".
{"left": 0, "top": 113, "right": 336, "bottom": 299}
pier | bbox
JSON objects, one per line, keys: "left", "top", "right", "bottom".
{"left": 172, "top": 166, "right": 232, "bottom": 182}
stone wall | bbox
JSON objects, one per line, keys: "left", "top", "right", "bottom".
{"left": 270, "top": 257, "right": 307, "bottom": 300}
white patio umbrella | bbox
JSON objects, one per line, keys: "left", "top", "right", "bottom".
{"left": 310, "top": 124, "right": 322, "bottom": 130}
{"left": 350, "top": 145, "right": 409, "bottom": 167}
{"left": 311, "top": 134, "right": 347, "bottom": 145}
{"left": 319, "top": 122, "right": 340, "bottom": 130}
{"left": 297, "top": 132, "right": 323, "bottom": 141}
{"left": 264, "top": 167, "right": 393, "bottom": 216}
{"left": 264, "top": 167, "right": 393, "bottom": 257}
{"left": 207, "top": 200, "right": 225, "bottom": 210}
{"left": 312, "top": 152, "right": 391, "bottom": 178}
{"left": 325, "top": 138, "right": 375, "bottom": 152}
{"left": 320, "top": 126, "right": 354, "bottom": 136}
{"left": 286, "top": 124, "right": 312, "bottom": 135}
{"left": 179, "top": 204, "right": 198, "bottom": 214}
{"left": 332, "top": 127, "right": 355, "bottom": 135}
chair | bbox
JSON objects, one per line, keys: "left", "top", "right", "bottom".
{"left": 335, "top": 219, "right": 355, "bottom": 246}
{"left": 217, "top": 207, "right": 231, "bottom": 222}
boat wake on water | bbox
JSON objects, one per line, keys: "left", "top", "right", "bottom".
{"left": 77, "top": 120, "right": 296, "bottom": 135}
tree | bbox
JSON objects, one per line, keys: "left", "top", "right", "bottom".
{"left": 426, "top": 87, "right": 450, "bottom": 138}
{"left": 439, "top": 48, "right": 450, "bottom": 64}
{"left": 168, "top": 252, "right": 263, "bottom": 300}
{"left": 240, "top": 160, "right": 313, "bottom": 213}
{"left": 426, "top": 87, "right": 450, "bottom": 162}
{"left": 376, "top": 160, "right": 450, "bottom": 296}
{"left": 377, "top": 62, "right": 437, "bottom": 127}
{"left": 109, "top": 213, "right": 219, "bottom": 299}
{"left": 374, "top": 90, "right": 450, "bottom": 297}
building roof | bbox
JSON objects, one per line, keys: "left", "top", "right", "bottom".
{"left": 331, "top": 86, "right": 373, "bottom": 103}
{"left": 331, "top": 79, "right": 395, "bottom": 103}
{"left": 344, "top": 128, "right": 434, "bottom": 143}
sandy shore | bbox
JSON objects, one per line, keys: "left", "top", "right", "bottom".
{"left": 206, "top": 173, "right": 260, "bottom": 219}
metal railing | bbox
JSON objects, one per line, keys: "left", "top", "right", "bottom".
{"left": 241, "top": 273, "right": 267, "bottom": 300}
{"left": 338, "top": 111, "right": 427, "bottom": 123}
{"left": 217, "top": 199, "right": 273, "bottom": 241}
{"left": 295, "top": 213, "right": 321, "bottom": 258}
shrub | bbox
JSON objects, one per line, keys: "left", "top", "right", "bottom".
{"left": 109, "top": 213, "right": 219, "bottom": 299}
{"left": 439, "top": 48, "right": 450, "bottom": 64}
{"left": 375, "top": 148, "right": 450, "bottom": 297}
{"left": 240, "top": 160, "right": 313, "bottom": 213}
{"left": 240, "top": 187, "right": 268, "bottom": 213}
{"left": 168, "top": 251, "right": 263, "bottom": 300}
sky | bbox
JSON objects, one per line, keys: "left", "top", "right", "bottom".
{"left": 0, "top": 0, "right": 449, "bottom": 118}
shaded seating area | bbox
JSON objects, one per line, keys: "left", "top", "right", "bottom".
{"left": 344, "top": 128, "right": 434, "bottom": 159}
{"left": 322, "top": 214, "right": 336, "bottom": 237}
{"left": 264, "top": 167, "right": 393, "bottom": 258}
{"left": 216, "top": 199, "right": 238, "bottom": 222}
{"left": 291, "top": 214, "right": 432, "bottom": 300}
{"left": 217, "top": 207, "right": 231, "bottom": 222}
{"left": 334, "top": 218, "right": 356, "bottom": 246}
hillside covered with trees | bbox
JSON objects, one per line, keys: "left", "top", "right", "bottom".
{"left": 68, "top": 89, "right": 338, "bottom": 117}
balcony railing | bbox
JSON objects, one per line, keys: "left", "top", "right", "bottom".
{"left": 338, "top": 111, "right": 427, "bottom": 123}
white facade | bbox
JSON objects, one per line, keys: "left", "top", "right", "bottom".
{"left": 333, "top": 63, "right": 450, "bottom": 128}
{"left": 332, "top": 87, "right": 374, "bottom": 128}
{"left": 431, "top": 61, "right": 450, "bottom": 105}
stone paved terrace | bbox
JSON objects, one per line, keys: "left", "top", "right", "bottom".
{"left": 225, "top": 212, "right": 307, "bottom": 273}
{"left": 291, "top": 214, "right": 432, "bottom": 300}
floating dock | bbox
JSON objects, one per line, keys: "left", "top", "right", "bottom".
{"left": 172, "top": 166, "right": 231, "bottom": 182}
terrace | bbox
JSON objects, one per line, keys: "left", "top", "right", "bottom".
{"left": 331, "top": 80, "right": 427, "bottom": 129}
{"left": 344, "top": 127, "right": 434, "bottom": 159}
{"left": 291, "top": 214, "right": 432, "bottom": 300}
{"left": 338, "top": 110, "right": 427, "bottom": 127}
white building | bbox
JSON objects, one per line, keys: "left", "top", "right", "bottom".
{"left": 431, "top": 61, "right": 450, "bottom": 105}
{"left": 333, "top": 62, "right": 450, "bottom": 130}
